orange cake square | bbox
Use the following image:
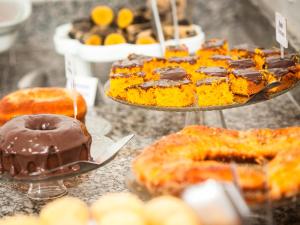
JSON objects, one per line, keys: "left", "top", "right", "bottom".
{"left": 164, "top": 44, "right": 189, "bottom": 58}
{"left": 125, "top": 81, "right": 156, "bottom": 106}
{"left": 109, "top": 72, "right": 146, "bottom": 99}
{"left": 262, "top": 68, "right": 297, "bottom": 93}
{"left": 167, "top": 56, "right": 200, "bottom": 74}
{"left": 154, "top": 79, "right": 195, "bottom": 107}
{"left": 205, "top": 55, "right": 233, "bottom": 68}
{"left": 196, "top": 39, "right": 228, "bottom": 58}
{"left": 196, "top": 77, "right": 234, "bottom": 107}
{"left": 230, "top": 44, "right": 255, "bottom": 59}
{"left": 111, "top": 58, "right": 144, "bottom": 74}
{"left": 229, "top": 69, "right": 266, "bottom": 96}
{"left": 254, "top": 48, "right": 281, "bottom": 69}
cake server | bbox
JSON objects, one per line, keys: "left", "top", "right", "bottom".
{"left": 246, "top": 81, "right": 281, "bottom": 103}
{"left": 1, "top": 134, "right": 134, "bottom": 182}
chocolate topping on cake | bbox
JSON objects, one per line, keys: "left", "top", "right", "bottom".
{"left": 202, "top": 39, "right": 226, "bottom": 49}
{"left": 168, "top": 56, "right": 198, "bottom": 65}
{"left": 210, "top": 55, "right": 232, "bottom": 61}
{"left": 136, "top": 79, "right": 191, "bottom": 90}
{"left": 264, "top": 56, "right": 296, "bottom": 69}
{"left": 232, "top": 69, "right": 263, "bottom": 84}
{"left": 166, "top": 44, "right": 188, "bottom": 52}
{"left": 268, "top": 68, "right": 290, "bottom": 79}
{"left": 196, "top": 77, "right": 228, "bottom": 86}
{"left": 0, "top": 114, "right": 92, "bottom": 177}
{"left": 110, "top": 71, "right": 146, "bottom": 79}
{"left": 112, "top": 59, "right": 143, "bottom": 71}
{"left": 229, "top": 59, "right": 256, "bottom": 69}
{"left": 154, "top": 67, "right": 187, "bottom": 81}
{"left": 196, "top": 67, "right": 228, "bottom": 77}
{"left": 231, "top": 44, "right": 255, "bottom": 54}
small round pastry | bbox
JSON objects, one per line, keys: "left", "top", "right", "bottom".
{"left": 145, "top": 196, "right": 200, "bottom": 225}
{"left": 0, "top": 215, "right": 41, "bottom": 225}
{"left": 98, "top": 210, "right": 147, "bottom": 225}
{"left": 0, "top": 87, "right": 87, "bottom": 125}
{"left": 0, "top": 114, "right": 92, "bottom": 177}
{"left": 40, "top": 197, "right": 89, "bottom": 225}
{"left": 91, "top": 193, "right": 145, "bottom": 223}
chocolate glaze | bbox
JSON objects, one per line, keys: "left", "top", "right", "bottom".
{"left": 210, "top": 55, "right": 232, "bottom": 61}
{"left": 202, "top": 39, "right": 226, "bottom": 49}
{"left": 132, "top": 79, "right": 191, "bottom": 90}
{"left": 0, "top": 114, "right": 92, "bottom": 177}
{"left": 229, "top": 59, "right": 256, "bottom": 69}
{"left": 196, "top": 67, "right": 228, "bottom": 77}
{"left": 256, "top": 48, "right": 280, "bottom": 56}
{"left": 264, "top": 56, "right": 296, "bottom": 69}
{"left": 268, "top": 68, "right": 290, "bottom": 79}
{"left": 112, "top": 59, "right": 143, "bottom": 72}
{"left": 232, "top": 69, "right": 263, "bottom": 84}
{"left": 196, "top": 77, "right": 228, "bottom": 86}
{"left": 153, "top": 67, "right": 187, "bottom": 81}
{"left": 231, "top": 44, "right": 255, "bottom": 55}
{"left": 168, "top": 56, "right": 198, "bottom": 65}
{"left": 110, "top": 71, "right": 146, "bottom": 79}
{"left": 166, "top": 44, "right": 188, "bottom": 52}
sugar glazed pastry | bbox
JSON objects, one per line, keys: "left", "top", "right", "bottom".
{"left": 132, "top": 125, "right": 300, "bottom": 203}
{"left": 0, "top": 87, "right": 87, "bottom": 125}
{"left": 107, "top": 38, "right": 300, "bottom": 108}
{"left": 0, "top": 114, "right": 92, "bottom": 177}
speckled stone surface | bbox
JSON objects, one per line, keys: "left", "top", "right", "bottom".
{"left": 0, "top": 0, "right": 300, "bottom": 224}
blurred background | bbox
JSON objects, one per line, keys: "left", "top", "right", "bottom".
{"left": 0, "top": 0, "right": 299, "bottom": 99}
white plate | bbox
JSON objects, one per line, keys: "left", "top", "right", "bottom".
{"left": 53, "top": 23, "right": 205, "bottom": 62}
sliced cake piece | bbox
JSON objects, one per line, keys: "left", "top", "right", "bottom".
{"left": 229, "top": 68, "right": 266, "bottom": 96}
{"left": 196, "top": 77, "right": 234, "bottom": 107}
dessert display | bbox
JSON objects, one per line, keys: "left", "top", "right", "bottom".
{"left": 107, "top": 38, "right": 300, "bottom": 108}
{"left": 0, "top": 194, "right": 201, "bottom": 225}
{"left": 132, "top": 125, "right": 300, "bottom": 203}
{"left": 0, "top": 87, "right": 87, "bottom": 125}
{"left": 69, "top": 2, "right": 197, "bottom": 46}
{"left": 0, "top": 114, "right": 92, "bottom": 177}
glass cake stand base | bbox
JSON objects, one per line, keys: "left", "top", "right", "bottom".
{"left": 27, "top": 180, "right": 67, "bottom": 200}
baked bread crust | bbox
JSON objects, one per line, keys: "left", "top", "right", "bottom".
{"left": 132, "top": 125, "right": 300, "bottom": 202}
{"left": 0, "top": 87, "right": 87, "bottom": 125}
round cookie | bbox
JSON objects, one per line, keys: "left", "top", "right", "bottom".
{"left": 40, "top": 197, "right": 89, "bottom": 225}
{"left": 145, "top": 196, "right": 200, "bottom": 225}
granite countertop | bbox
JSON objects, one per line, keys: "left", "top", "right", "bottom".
{"left": 0, "top": 94, "right": 299, "bottom": 224}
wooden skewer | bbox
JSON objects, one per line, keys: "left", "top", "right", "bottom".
{"left": 151, "top": 0, "right": 166, "bottom": 55}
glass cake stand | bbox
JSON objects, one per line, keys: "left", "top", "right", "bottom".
{"left": 0, "top": 116, "right": 133, "bottom": 201}
{"left": 105, "top": 80, "right": 300, "bottom": 128}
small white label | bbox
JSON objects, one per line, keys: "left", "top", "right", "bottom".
{"left": 66, "top": 76, "right": 99, "bottom": 107}
{"left": 275, "top": 12, "right": 288, "bottom": 48}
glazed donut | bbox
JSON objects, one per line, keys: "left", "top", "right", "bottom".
{"left": 0, "top": 114, "right": 92, "bottom": 177}
{"left": 0, "top": 87, "right": 87, "bottom": 125}
{"left": 132, "top": 125, "right": 300, "bottom": 202}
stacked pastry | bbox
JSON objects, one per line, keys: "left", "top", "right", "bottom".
{"left": 0, "top": 194, "right": 201, "bottom": 225}
{"left": 107, "top": 39, "right": 300, "bottom": 107}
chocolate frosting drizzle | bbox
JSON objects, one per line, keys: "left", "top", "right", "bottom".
{"left": 154, "top": 67, "right": 188, "bottom": 81}
{"left": 232, "top": 68, "right": 263, "bottom": 84}
{"left": 0, "top": 114, "right": 92, "bottom": 177}
{"left": 196, "top": 66, "right": 228, "bottom": 77}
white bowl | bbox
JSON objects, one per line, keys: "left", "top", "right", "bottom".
{"left": 54, "top": 23, "right": 205, "bottom": 62}
{"left": 0, "top": 0, "right": 31, "bottom": 52}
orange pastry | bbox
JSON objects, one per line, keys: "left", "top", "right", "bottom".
{"left": 229, "top": 68, "right": 266, "bottom": 96}
{"left": 0, "top": 87, "right": 87, "bottom": 125}
{"left": 164, "top": 44, "right": 189, "bottom": 58}
{"left": 196, "top": 39, "right": 228, "bottom": 58}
